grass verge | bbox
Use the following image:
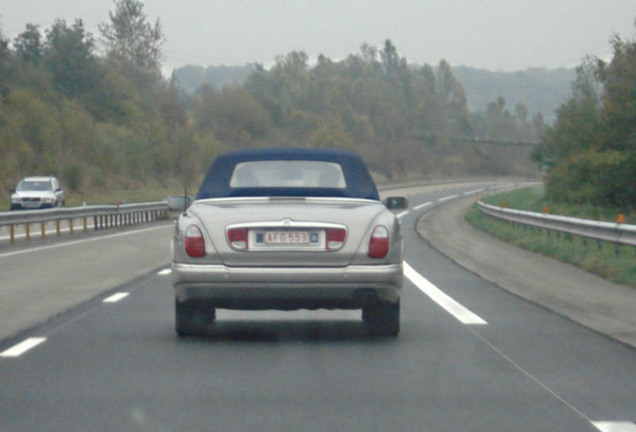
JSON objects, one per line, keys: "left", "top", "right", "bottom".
{"left": 64, "top": 184, "right": 186, "bottom": 208}
{"left": 466, "top": 186, "right": 636, "bottom": 288}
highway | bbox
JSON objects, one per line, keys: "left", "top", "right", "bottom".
{"left": 0, "top": 181, "right": 634, "bottom": 432}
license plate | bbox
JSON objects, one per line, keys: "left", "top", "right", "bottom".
{"left": 263, "top": 231, "right": 310, "bottom": 244}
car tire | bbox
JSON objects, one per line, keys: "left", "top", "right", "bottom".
{"left": 175, "top": 299, "right": 216, "bottom": 337}
{"left": 363, "top": 300, "right": 400, "bottom": 336}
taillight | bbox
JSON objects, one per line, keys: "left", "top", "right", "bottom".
{"left": 326, "top": 228, "right": 346, "bottom": 250}
{"left": 184, "top": 225, "right": 206, "bottom": 257}
{"left": 368, "top": 226, "right": 390, "bottom": 258}
{"left": 227, "top": 227, "right": 248, "bottom": 250}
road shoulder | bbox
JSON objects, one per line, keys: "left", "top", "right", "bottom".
{"left": 416, "top": 196, "right": 636, "bottom": 348}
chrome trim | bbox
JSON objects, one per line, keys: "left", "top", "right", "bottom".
{"left": 174, "top": 262, "right": 402, "bottom": 280}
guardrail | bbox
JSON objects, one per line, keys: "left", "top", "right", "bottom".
{"left": 0, "top": 202, "right": 169, "bottom": 244}
{"left": 477, "top": 201, "right": 636, "bottom": 250}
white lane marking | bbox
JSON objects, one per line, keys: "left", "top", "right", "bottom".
{"left": 0, "top": 224, "right": 171, "bottom": 259}
{"left": 0, "top": 337, "right": 47, "bottom": 358}
{"left": 157, "top": 268, "right": 171, "bottom": 276}
{"left": 464, "top": 188, "right": 485, "bottom": 196}
{"left": 414, "top": 201, "right": 433, "bottom": 210}
{"left": 438, "top": 194, "right": 458, "bottom": 203}
{"left": 103, "top": 292, "right": 129, "bottom": 303}
{"left": 403, "top": 261, "right": 487, "bottom": 325}
{"left": 395, "top": 191, "right": 465, "bottom": 219}
{"left": 593, "top": 422, "right": 636, "bottom": 432}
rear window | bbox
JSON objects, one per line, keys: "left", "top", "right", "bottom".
{"left": 229, "top": 161, "right": 346, "bottom": 189}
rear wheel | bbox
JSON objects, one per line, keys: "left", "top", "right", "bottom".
{"left": 363, "top": 300, "right": 400, "bottom": 336}
{"left": 175, "top": 299, "right": 216, "bottom": 336}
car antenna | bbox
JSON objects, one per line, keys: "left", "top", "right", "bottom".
{"left": 183, "top": 186, "right": 188, "bottom": 215}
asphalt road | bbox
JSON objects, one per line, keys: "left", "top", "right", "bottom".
{"left": 0, "top": 223, "right": 174, "bottom": 342}
{"left": 0, "top": 182, "right": 634, "bottom": 432}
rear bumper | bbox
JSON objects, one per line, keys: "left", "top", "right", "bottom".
{"left": 172, "top": 262, "right": 403, "bottom": 308}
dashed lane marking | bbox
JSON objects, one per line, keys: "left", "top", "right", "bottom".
{"left": 103, "top": 292, "right": 129, "bottom": 303}
{"left": 0, "top": 337, "right": 47, "bottom": 358}
{"left": 414, "top": 201, "right": 433, "bottom": 210}
{"left": 438, "top": 194, "right": 458, "bottom": 203}
{"left": 592, "top": 422, "right": 636, "bottom": 432}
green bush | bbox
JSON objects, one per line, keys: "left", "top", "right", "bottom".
{"left": 546, "top": 150, "right": 635, "bottom": 208}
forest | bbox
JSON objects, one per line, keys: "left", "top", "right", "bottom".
{"left": 1, "top": 0, "right": 632, "bottom": 210}
{"left": 174, "top": 64, "right": 575, "bottom": 123}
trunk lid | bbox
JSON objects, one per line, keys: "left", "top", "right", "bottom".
{"left": 190, "top": 197, "right": 385, "bottom": 267}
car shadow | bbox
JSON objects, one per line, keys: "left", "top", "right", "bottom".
{"left": 175, "top": 319, "right": 397, "bottom": 343}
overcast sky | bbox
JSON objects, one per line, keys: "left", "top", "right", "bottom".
{"left": 1, "top": 0, "right": 634, "bottom": 73}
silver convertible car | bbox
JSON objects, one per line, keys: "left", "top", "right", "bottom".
{"left": 171, "top": 148, "right": 407, "bottom": 336}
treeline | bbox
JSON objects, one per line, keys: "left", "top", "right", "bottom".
{"left": 188, "top": 42, "right": 544, "bottom": 178}
{"left": 176, "top": 64, "right": 573, "bottom": 123}
{"left": 532, "top": 25, "right": 636, "bottom": 210}
{"left": 1, "top": 0, "right": 544, "bottom": 199}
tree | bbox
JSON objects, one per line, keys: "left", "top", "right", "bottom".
{"left": 0, "top": 25, "right": 12, "bottom": 93}
{"left": 160, "top": 75, "right": 187, "bottom": 129}
{"left": 308, "top": 118, "right": 353, "bottom": 149}
{"left": 434, "top": 60, "right": 472, "bottom": 141}
{"left": 532, "top": 57, "right": 602, "bottom": 170}
{"left": 360, "top": 43, "right": 379, "bottom": 66}
{"left": 380, "top": 39, "right": 400, "bottom": 77}
{"left": 536, "top": 24, "right": 636, "bottom": 208}
{"left": 193, "top": 86, "right": 270, "bottom": 146}
{"left": 13, "top": 24, "right": 43, "bottom": 65}
{"left": 99, "top": 0, "right": 164, "bottom": 83}
{"left": 0, "top": 25, "right": 9, "bottom": 58}
{"left": 596, "top": 33, "right": 636, "bottom": 152}
{"left": 244, "top": 67, "right": 291, "bottom": 127}
{"left": 44, "top": 19, "right": 99, "bottom": 99}
{"left": 486, "top": 97, "right": 518, "bottom": 140}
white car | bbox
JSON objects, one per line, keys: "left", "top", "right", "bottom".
{"left": 171, "top": 148, "right": 408, "bottom": 336}
{"left": 10, "top": 176, "right": 66, "bottom": 210}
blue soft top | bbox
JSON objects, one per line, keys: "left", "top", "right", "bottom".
{"left": 196, "top": 147, "right": 380, "bottom": 201}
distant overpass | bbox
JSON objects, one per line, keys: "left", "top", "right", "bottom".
{"left": 463, "top": 138, "right": 541, "bottom": 147}
{"left": 410, "top": 135, "right": 541, "bottom": 147}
